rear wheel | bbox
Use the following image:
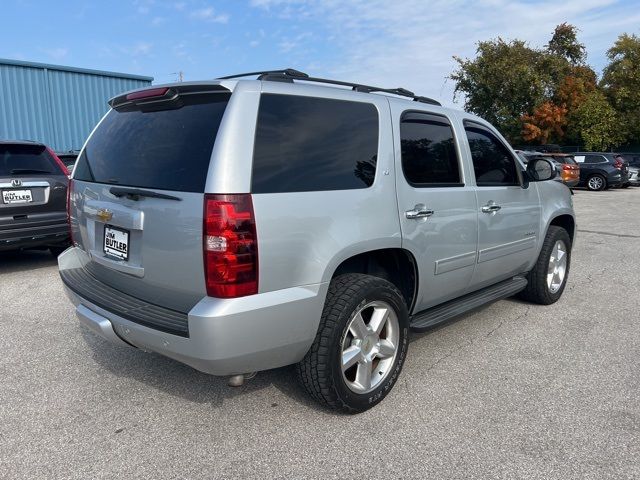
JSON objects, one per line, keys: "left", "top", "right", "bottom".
{"left": 297, "top": 274, "right": 409, "bottom": 413}
{"left": 586, "top": 174, "right": 606, "bottom": 191}
{"left": 519, "top": 226, "right": 571, "bottom": 305}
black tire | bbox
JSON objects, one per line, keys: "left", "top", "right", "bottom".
{"left": 622, "top": 183, "right": 630, "bottom": 188}
{"left": 586, "top": 174, "right": 606, "bottom": 191}
{"left": 297, "top": 274, "right": 409, "bottom": 413}
{"left": 519, "top": 226, "right": 571, "bottom": 305}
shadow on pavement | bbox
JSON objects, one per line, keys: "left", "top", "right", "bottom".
{"left": 0, "top": 249, "right": 58, "bottom": 274}
{"left": 81, "top": 328, "right": 329, "bottom": 413}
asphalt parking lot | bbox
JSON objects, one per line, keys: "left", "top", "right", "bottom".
{"left": 1, "top": 187, "right": 639, "bottom": 480}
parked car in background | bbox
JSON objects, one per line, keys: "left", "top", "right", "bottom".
{"left": 59, "top": 70, "right": 575, "bottom": 412}
{"left": 56, "top": 150, "right": 79, "bottom": 174}
{"left": 621, "top": 154, "right": 640, "bottom": 185}
{"left": 516, "top": 150, "right": 580, "bottom": 188}
{"left": 573, "top": 152, "right": 628, "bottom": 191}
{"left": 627, "top": 166, "right": 640, "bottom": 186}
{"left": 0, "top": 140, "right": 70, "bottom": 256}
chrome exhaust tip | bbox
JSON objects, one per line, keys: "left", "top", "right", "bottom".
{"left": 227, "top": 372, "right": 257, "bottom": 387}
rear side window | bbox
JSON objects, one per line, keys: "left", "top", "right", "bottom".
{"left": 584, "top": 155, "right": 606, "bottom": 164}
{"left": 400, "top": 112, "right": 461, "bottom": 186}
{"left": 74, "top": 93, "right": 230, "bottom": 192}
{"left": 0, "top": 144, "right": 59, "bottom": 176}
{"left": 465, "top": 125, "right": 519, "bottom": 186}
{"left": 252, "top": 94, "right": 379, "bottom": 193}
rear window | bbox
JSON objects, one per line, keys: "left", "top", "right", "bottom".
{"left": 0, "top": 144, "right": 59, "bottom": 176}
{"left": 74, "top": 93, "right": 230, "bottom": 192}
{"left": 252, "top": 94, "right": 379, "bottom": 193}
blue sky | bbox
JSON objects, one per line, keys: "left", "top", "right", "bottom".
{"left": 2, "top": 0, "right": 639, "bottom": 105}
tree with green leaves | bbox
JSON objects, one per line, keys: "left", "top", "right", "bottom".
{"left": 572, "top": 90, "right": 625, "bottom": 151}
{"left": 546, "top": 23, "right": 586, "bottom": 65}
{"left": 601, "top": 33, "right": 640, "bottom": 145}
{"left": 450, "top": 38, "right": 553, "bottom": 142}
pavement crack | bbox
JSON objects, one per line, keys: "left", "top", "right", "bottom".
{"left": 424, "top": 305, "right": 532, "bottom": 373}
{"left": 577, "top": 229, "right": 640, "bottom": 239}
{"left": 425, "top": 339, "right": 473, "bottom": 373}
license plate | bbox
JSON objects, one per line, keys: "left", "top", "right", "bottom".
{"left": 2, "top": 189, "right": 33, "bottom": 204}
{"left": 104, "top": 225, "right": 130, "bottom": 260}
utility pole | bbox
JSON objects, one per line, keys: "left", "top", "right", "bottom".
{"left": 170, "top": 71, "right": 184, "bottom": 82}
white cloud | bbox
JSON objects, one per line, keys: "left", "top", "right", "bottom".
{"left": 278, "top": 32, "right": 311, "bottom": 53}
{"left": 151, "top": 16, "right": 165, "bottom": 26}
{"left": 43, "top": 47, "right": 69, "bottom": 60}
{"left": 250, "top": 0, "right": 640, "bottom": 106}
{"left": 130, "top": 42, "right": 153, "bottom": 56}
{"left": 190, "top": 7, "right": 230, "bottom": 24}
{"left": 134, "top": 0, "right": 155, "bottom": 15}
{"left": 250, "top": 40, "right": 260, "bottom": 47}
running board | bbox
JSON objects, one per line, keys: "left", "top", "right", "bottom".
{"left": 410, "top": 276, "right": 528, "bottom": 332}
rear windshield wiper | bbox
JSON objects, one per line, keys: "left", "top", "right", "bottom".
{"left": 109, "top": 186, "right": 182, "bottom": 201}
{"left": 10, "top": 168, "right": 52, "bottom": 174}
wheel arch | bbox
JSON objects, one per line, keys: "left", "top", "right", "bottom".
{"left": 328, "top": 248, "right": 419, "bottom": 313}
{"left": 548, "top": 213, "right": 576, "bottom": 245}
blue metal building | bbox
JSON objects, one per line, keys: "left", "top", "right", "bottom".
{"left": 0, "top": 58, "right": 152, "bottom": 152}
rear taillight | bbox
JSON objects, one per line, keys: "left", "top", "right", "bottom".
{"left": 562, "top": 164, "right": 571, "bottom": 171}
{"left": 203, "top": 194, "right": 258, "bottom": 298}
{"left": 46, "top": 147, "right": 70, "bottom": 176}
{"left": 67, "top": 179, "right": 74, "bottom": 244}
{"left": 614, "top": 159, "right": 624, "bottom": 169}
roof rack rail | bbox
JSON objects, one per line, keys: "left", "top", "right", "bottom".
{"left": 218, "top": 69, "right": 309, "bottom": 80}
{"left": 216, "top": 68, "right": 442, "bottom": 106}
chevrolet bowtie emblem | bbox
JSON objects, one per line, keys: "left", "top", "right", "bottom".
{"left": 97, "top": 208, "right": 113, "bottom": 222}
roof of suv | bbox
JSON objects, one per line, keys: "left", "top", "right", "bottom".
{"left": 113, "top": 70, "right": 504, "bottom": 135}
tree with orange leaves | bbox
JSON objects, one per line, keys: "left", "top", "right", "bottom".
{"left": 521, "top": 101, "right": 568, "bottom": 144}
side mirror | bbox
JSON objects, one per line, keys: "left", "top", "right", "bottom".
{"left": 526, "top": 158, "right": 557, "bottom": 182}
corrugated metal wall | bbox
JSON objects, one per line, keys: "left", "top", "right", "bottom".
{"left": 0, "top": 59, "right": 152, "bottom": 152}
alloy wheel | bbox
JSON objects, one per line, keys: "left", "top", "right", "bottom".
{"left": 547, "top": 240, "right": 568, "bottom": 293}
{"left": 341, "top": 301, "right": 400, "bottom": 394}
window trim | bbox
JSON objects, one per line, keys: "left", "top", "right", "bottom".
{"left": 399, "top": 110, "right": 465, "bottom": 188}
{"left": 463, "top": 120, "right": 523, "bottom": 188}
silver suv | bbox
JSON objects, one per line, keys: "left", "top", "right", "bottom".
{"left": 59, "top": 69, "right": 576, "bottom": 412}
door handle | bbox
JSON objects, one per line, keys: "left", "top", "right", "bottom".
{"left": 481, "top": 201, "right": 501, "bottom": 214}
{"left": 405, "top": 204, "right": 434, "bottom": 219}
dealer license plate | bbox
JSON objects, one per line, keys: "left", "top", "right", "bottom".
{"left": 2, "top": 189, "right": 33, "bottom": 204}
{"left": 103, "top": 225, "right": 130, "bottom": 260}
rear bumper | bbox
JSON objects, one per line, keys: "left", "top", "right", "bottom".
{"left": 0, "top": 221, "right": 68, "bottom": 251}
{"left": 59, "top": 247, "right": 328, "bottom": 376}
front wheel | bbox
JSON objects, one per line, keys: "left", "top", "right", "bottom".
{"left": 519, "top": 226, "right": 571, "bottom": 305}
{"left": 297, "top": 274, "right": 409, "bottom": 413}
{"left": 586, "top": 174, "right": 606, "bottom": 191}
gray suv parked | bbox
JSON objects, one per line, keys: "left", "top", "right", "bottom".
{"left": 59, "top": 70, "right": 576, "bottom": 412}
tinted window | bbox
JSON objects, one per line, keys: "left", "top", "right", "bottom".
{"left": 400, "top": 113, "right": 461, "bottom": 186}
{"left": 74, "top": 93, "right": 230, "bottom": 192}
{"left": 465, "top": 126, "right": 519, "bottom": 186}
{"left": 252, "top": 94, "right": 378, "bottom": 193}
{"left": 584, "top": 155, "right": 606, "bottom": 164}
{"left": 0, "top": 144, "right": 59, "bottom": 176}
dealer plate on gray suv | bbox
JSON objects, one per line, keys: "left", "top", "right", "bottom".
{"left": 104, "top": 225, "right": 129, "bottom": 260}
